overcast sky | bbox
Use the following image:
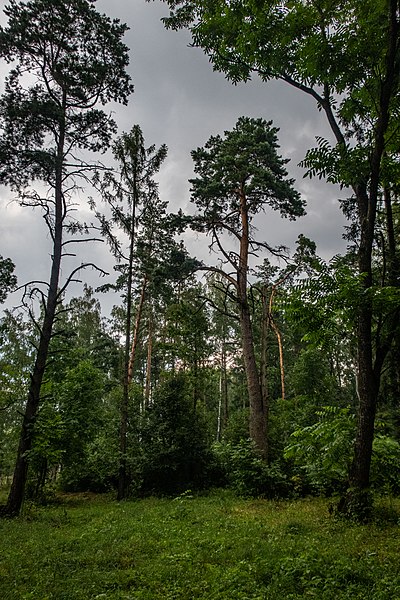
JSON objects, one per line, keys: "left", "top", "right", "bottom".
{"left": 0, "top": 0, "right": 348, "bottom": 316}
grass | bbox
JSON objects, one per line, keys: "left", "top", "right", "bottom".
{"left": 1, "top": 490, "right": 400, "bottom": 599}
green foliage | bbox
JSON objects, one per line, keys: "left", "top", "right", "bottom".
{"left": 300, "top": 137, "right": 371, "bottom": 187}
{"left": 283, "top": 255, "right": 362, "bottom": 350}
{"left": 371, "top": 435, "right": 400, "bottom": 496}
{"left": 213, "top": 439, "right": 291, "bottom": 498}
{"left": 27, "top": 401, "right": 64, "bottom": 473}
{"left": 190, "top": 116, "right": 304, "bottom": 227}
{"left": 288, "top": 348, "right": 338, "bottom": 400}
{"left": 2, "top": 492, "right": 400, "bottom": 599}
{"left": 79, "top": 386, "right": 121, "bottom": 492}
{"left": 137, "top": 373, "right": 213, "bottom": 495}
{"left": 64, "top": 286, "right": 120, "bottom": 378}
{"left": 163, "top": 284, "right": 212, "bottom": 369}
{"left": 285, "top": 407, "right": 400, "bottom": 496}
{"left": 284, "top": 406, "right": 355, "bottom": 494}
{"left": 0, "top": 311, "right": 34, "bottom": 482}
{"left": 0, "top": 255, "right": 16, "bottom": 303}
{"left": 58, "top": 360, "right": 107, "bottom": 491}
{"left": 221, "top": 409, "right": 250, "bottom": 445}
{"left": 0, "top": 0, "right": 133, "bottom": 188}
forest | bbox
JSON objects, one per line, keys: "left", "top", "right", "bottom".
{"left": 0, "top": 0, "right": 400, "bottom": 597}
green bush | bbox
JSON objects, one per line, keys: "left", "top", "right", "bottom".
{"left": 137, "top": 373, "right": 213, "bottom": 495}
{"left": 58, "top": 361, "right": 110, "bottom": 492}
{"left": 213, "top": 439, "right": 291, "bottom": 498}
{"left": 371, "top": 435, "right": 400, "bottom": 495}
{"left": 284, "top": 406, "right": 400, "bottom": 497}
{"left": 284, "top": 406, "right": 355, "bottom": 494}
{"left": 221, "top": 409, "right": 250, "bottom": 445}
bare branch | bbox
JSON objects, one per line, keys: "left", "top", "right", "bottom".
{"left": 197, "top": 265, "right": 238, "bottom": 288}
{"left": 62, "top": 237, "right": 104, "bottom": 246}
{"left": 57, "top": 263, "right": 108, "bottom": 297}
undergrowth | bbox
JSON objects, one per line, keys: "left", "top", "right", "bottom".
{"left": 0, "top": 490, "right": 400, "bottom": 599}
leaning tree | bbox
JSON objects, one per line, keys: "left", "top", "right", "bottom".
{"left": 0, "top": 0, "right": 132, "bottom": 516}
{"left": 189, "top": 116, "right": 304, "bottom": 458}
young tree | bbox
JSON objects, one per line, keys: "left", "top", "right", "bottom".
{"left": 94, "top": 125, "right": 167, "bottom": 500}
{"left": 156, "top": 0, "right": 400, "bottom": 516}
{"left": 0, "top": 0, "right": 132, "bottom": 516}
{"left": 189, "top": 116, "right": 304, "bottom": 457}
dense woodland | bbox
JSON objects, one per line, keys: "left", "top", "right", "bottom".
{"left": 0, "top": 0, "right": 400, "bottom": 526}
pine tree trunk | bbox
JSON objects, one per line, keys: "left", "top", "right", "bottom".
{"left": 2, "top": 119, "right": 65, "bottom": 517}
{"left": 260, "top": 287, "right": 269, "bottom": 450}
{"left": 117, "top": 189, "right": 137, "bottom": 501}
{"left": 221, "top": 339, "right": 229, "bottom": 433}
{"left": 240, "top": 305, "right": 268, "bottom": 458}
{"left": 144, "top": 313, "right": 153, "bottom": 408}
{"left": 127, "top": 276, "right": 147, "bottom": 384}
{"left": 238, "top": 188, "right": 267, "bottom": 458}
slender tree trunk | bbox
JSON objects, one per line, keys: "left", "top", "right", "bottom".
{"left": 260, "top": 286, "right": 269, "bottom": 438}
{"left": 270, "top": 317, "right": 285, "bottom": 401}
{"left": 117, "top": 181, "right": 137, "bottom": 501}
{"left": 127, "top": 275, "right": 147, "bottom": 385}
{"left": 217, "top": 331, "right": 228, "bottom": 441}
{"left": 383, "top": 187, "right": 398, "bottom": 285}
{"left": 2, "top": 117, "right": 66, "bottom": 517}
{"left": 192, "top": 352, "right": 198, "bottom": 411}
{"left": 221, "top": 339, "right": 228, "bottom": 432}
{"left": 217, "top": 375, "right": 222, "bottom": 442}
{"left": 268, "top": 276, "right": 289, "bottom": 401}
{"left": 34, "top": 458, "right": 48, "bottom": 500}
{"left": 144, "top": 312, "right": 153, "bottom": 408}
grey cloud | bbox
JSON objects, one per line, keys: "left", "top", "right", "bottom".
{"left": 0, "top": 0, "right": 349, "bottom": 316}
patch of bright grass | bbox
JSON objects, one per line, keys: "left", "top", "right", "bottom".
{"left": 1, "top": 491, "right": 400, "bottom": 599}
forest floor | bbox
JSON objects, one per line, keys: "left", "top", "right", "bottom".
{"left": 0, "top": 489, "right": 400, "bottom": 599}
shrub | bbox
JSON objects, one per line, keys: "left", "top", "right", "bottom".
{"left": 284, "top": 406, "right": 355, "bottom": 494}
{"left": 137, "top": 373, "right": 213, "bottom": 495}
{"left": 213, "top": 439, "right": 291, "bottom": 498}
{"left": 371, "top": 435, "right": 400, "bottom": 495}
{"left": 284, "top": 406, "right": 400, "bottom": 497}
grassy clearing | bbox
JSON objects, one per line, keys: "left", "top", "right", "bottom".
{"left": 0, "top": 490, "right": 400, "bottom": 599}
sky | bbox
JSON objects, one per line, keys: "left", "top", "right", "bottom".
{"left": 0, "top": 0, "right": 349, "bottom": 317}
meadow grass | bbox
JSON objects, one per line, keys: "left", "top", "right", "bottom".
{"left": 0, "top": 489, "right": 400, "bottom": 599}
